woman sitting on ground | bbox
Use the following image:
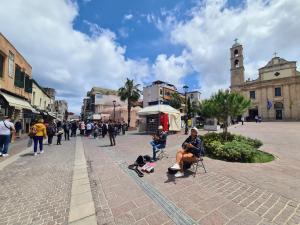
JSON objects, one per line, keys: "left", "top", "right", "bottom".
{"left": 170, "top": 127, "right": 201, "bottom": 178}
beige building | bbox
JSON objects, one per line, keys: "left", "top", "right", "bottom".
{"left": 230, "top": 41, "right": 300, "bottom": 121}
{"left": 0, "top": 33, "right": 35, "bottom": 132}
{"left": 32, "top": 80, "right": 53, "bottom": 112}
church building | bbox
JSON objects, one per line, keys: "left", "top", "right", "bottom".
{"left": 230, "top": 41, "right": 300, "bottom": 121}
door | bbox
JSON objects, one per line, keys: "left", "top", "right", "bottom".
{"left": 276, "top": 110, "right": 282, "bottom": 120}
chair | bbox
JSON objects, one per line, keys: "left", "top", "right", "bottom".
{"left": 157, "top": 146, "right": 168, "bottom": 160}
{"left": 192, "top": 156, "right": 207, "bottom": 177}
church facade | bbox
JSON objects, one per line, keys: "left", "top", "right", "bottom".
{"left": 230, "top": 41, "right": 300, "bottom": 121}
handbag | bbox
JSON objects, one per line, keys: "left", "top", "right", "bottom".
{"left": 27, "top": 138, "right": 33, "bottom": 147}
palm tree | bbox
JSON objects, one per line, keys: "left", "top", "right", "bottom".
{"left": 118, "top": 78, "right": 141, "bottom": 127}
{"left": 201, "top": 90, "right": 251, "bottom": 139}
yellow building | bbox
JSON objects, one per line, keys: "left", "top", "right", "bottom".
{"left": 230, "top": 41, "right": 300, "bottom": 121}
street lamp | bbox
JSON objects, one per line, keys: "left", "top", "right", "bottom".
{"left": 183, "top": 85, "right": 189, "bottom": 134}
{"left": 113, "top": 100, "right": 116, "bottom": 121}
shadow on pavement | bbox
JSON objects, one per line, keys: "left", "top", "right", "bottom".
{"left": 20, "top": 153, "right": 35, "bottom": 157}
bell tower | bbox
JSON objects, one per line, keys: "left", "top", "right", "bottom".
{"left": 230, "top": 39, "right": 245, "bottom": 90}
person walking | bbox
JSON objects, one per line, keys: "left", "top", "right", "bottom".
{"left": 241, "top": 116, "right": 245, "bottom": 125}
{"left": 56, "top": 127, "right": 63, "bottom": 145}
{"left": 46, "top": 121, "right": 56, "bottom": 145}
{"left": 102, "top": 122, "right": 108, "bottom": 138}
{"left": 0, "top": 116, "right": 15, "bottom": 157}
{"left": 63, "top": 120, "right": 70, "bottom": 141}
{"left": 32, "top": 119, "right": 47, "bottom": 156}
{"left": 71, "top": 121, "right": 77, "bottom": 137}
{"left": 14, "top": 120, "right": 22, "bottom": 138}
{"left": 108, "top": 121, "right": 116, "bottom": 146}
{"left": 121, "top": 121, "right": 126, "bottom": 135}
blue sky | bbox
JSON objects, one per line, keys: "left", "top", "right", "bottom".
{"left": 1, "top": 0, "right": 299, "bottom": 113}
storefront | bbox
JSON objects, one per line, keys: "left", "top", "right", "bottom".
{"left": 0, "top": 92, "right": 36, "bottom": 133}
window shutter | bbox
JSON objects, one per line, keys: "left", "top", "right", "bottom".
{"left": 14, "top": 65, "right": 21, "bottom": 87}
{"left": 20, "top": 71, "right": 25, "bottom": 88}
{"left": 0, "top": 54, "right": 4, "bottom": 77}
{"left": 25, "top": 76, "right": 33, "bottom": 93}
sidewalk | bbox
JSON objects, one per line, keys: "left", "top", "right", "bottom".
{"left": 0, "top": 138, "right": 76, "bottom": 225}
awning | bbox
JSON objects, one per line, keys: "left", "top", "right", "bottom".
{"left": 0, "top": 92, "right": 35, "bottom": 111}
{"left": 138, "top": 104, "right": 180, "bottom": 116}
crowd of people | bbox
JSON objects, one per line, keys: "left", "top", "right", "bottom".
{"left": 0, "top": 115, "right": 129, "bottom": 157}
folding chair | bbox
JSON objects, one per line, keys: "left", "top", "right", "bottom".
{"left": 192, "top": 156, "right": 207, "bottom": 177}
{"left": 157, "top": 147, "right": 168, "bottom": 160}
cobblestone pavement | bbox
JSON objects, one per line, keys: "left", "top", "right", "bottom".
{"left": 82, "top": 122, "right": 300, "bottom": 225}
{"left": 0, "top": 139, "right": 75, "bottom": 225}
{"left": 0, "top": 135, "right": 29, "bottom": 163}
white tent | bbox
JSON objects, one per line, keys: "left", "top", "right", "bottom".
{"left": 138, "top": 104, "right": 181, "bottom": 131}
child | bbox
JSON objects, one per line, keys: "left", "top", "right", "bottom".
{"left": 56, "top": 127, "right": 63, "bottom": 145}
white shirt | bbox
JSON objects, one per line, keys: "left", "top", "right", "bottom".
{"left": 86, "top": 123, "right": 92, "bottom": 130}
{"left": 0, "top": 120, "right": 15, "bottom": 135}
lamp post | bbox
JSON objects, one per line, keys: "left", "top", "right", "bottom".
{"left": 113, "top": 100, "right": 116, "bottom": 121}
{"left": 183, "top": 85, "right": 189, "bottom": 134}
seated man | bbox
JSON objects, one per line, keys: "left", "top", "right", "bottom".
{"left": 150, "top": 125, "right": 167, "bottom": 161}
{"left": 170, "top": 127, "right": 201, "bottom": 178}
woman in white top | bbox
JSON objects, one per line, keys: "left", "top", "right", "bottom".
{"left": 0, "top": 116, "right": 15, "bottom": 157}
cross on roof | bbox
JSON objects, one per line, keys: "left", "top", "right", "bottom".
{"left": 273, "top": 52, "right": 278, "bottom": 57}
{"left": 234, "top": 38, "right": 238, "bottom": 43}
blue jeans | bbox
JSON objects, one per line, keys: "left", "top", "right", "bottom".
{"left": 150, "top": 141, "right": 165, "bottom": 160}
{"left": 0, "top": 135, "right": 11, "bottom": 154}
{"left": 33, "top": 136, "right": 44, "bottom": 153}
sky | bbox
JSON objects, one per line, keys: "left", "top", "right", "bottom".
{"left": 0, "top": 0, "right": 299, "bottom": 113}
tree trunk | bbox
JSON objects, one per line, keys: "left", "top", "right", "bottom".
{"left": 127, "top": 103, "right": 131, "bottom": 128}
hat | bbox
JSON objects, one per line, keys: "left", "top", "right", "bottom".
{"left": 158, "top": 125, "right": 163, "bottom": 130}
{"left": 191, "top": 127, "right": 198, "bottom": 134}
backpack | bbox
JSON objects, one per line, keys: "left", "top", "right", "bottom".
{"left": 135, "top": 155, "right": 151, "bottom": 167}
{"left": 29, "top": 126, "right": 37, "bottom": 138}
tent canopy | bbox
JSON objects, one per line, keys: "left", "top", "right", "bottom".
{"left": 138, "top": 104, "right": 180, "bottom": 116}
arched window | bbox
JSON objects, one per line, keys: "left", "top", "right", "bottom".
{"left": 234, "top": 49, "right": 239, "bottom": 57}
{"left": 234, "top": 59, "right": 239, "bottom": 68}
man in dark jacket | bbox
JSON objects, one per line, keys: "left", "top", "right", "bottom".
{"left": 102, "top": 122, "right": 107, "bottom": 138}
{"left": 63, "top": 121, "right": 70, "bottom": 140}
{"left": 170, "top": 127, "right": 201, "bottom": 178}
{"left": 150, "top": 125, "right": 167, "bottom": 161}
{"left": 108, "top": 121, "right": 116, "bottom": 146}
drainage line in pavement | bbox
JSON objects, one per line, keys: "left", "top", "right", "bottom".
{"left": 119, "top": 162, "right": 197, "bottom": 225}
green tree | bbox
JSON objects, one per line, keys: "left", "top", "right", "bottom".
{"left": 187, "top": 97, "right": 192, "bottom": 119}
{"left": 169, "top": 92, "right": 182, "bottom": 109}
{"left": 118, "top": 78, "right": 141, "bottom": 127}
{"left": 201, "top": 90, "right": 251, "bottom": 139}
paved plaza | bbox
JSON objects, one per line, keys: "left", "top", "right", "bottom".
{"left": 0, "top": 122, "right": 299, "bottom": 225}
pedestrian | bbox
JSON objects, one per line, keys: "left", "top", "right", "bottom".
{"left": 56, "top": 127, "right": 63, "bottom": 145}
{"left": 255, "top": 115, "right": 258, "bottom": 123}
{"left": 63, "top": 120, "right": 70, "bottom": 140}
{"left": 14, "top": 119, "right": 22, "bottom": 138}
{"left": 47, "top": 121, "right": 56, "bottom": 145}
{"left": 121, "top": 121, "right": 126, "bottom": 135}
{"left": 86, "top": 121, "right": 92, "bottom": 137}
{"left": 108, "top": 121, "right": 116, "bottom": 146}
{"left": 32, "top": 119, "right": 47, "bottom": 156}
{"left": 80, "top": 121, "right": 85, "bottom": 136}
{"left": 102, "top": 122, "right": 107, "bottom": 138}
{"left": 71, "top": 121, "right": 77, "bottom": 137}
{"left": 241, "top": 116, "right": 245, "bottom": 125}
{"left": 0, "top": 116, "right": 15, "bottom": 157}
{"left": 93, "top": 123, "right": 99, "bottom": 139}
{"left": 258, "top": 116, "right": 262, "bottom": 123}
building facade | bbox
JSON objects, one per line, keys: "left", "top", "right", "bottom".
{"left": 230, "top": 41, "right": 300, "bottom": 121}
{"left": 143, "top": 80, "right": 178, "bottom": 107}
{"left": 32, "top": 80, "right": 53, "bottom": 112}
{"left": 54, "top": 100, "right": 68, "bottom": 121}
{"left": 0, "top": 33, "right": 34, "bottom": 132}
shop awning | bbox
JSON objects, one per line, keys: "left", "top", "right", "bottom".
{"left": 138, "top": 104, "right": 180, "bottom": 116}
{"left": 0, "top": 92, "right": 36, "bottom": 111}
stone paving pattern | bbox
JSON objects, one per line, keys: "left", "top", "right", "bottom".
{"left": 0, "top": 139, "right": 75, "bottom": 225}
{"left": 0, "top": 122, "right": 299, "bottom": 225}
{"left": 81, "top": 122, "right": 300, "bottom": 225}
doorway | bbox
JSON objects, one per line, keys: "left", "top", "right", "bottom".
{"left": 276, "top": 109, "right": 283, "bottom": 120}
{"left": 248, "top": 109, "right": 258, "bottom": 121}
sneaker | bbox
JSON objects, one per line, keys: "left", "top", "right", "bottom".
{"left": 175, "top": 171, "right": 184, "bottom": 178}
{"left": 40, "top": 151, "right": 44, "bottom": 154}
{"left": 2, "top": 154, "right": 9, "bottom": 157}
{"left": 0, "top": 152, "right": 2, "bottom": 156}
{"left": 34, "top": 153, "right": 37, "bottom": 156}
{"left": 170, "top": 163, "right": 180, "bottom": 170}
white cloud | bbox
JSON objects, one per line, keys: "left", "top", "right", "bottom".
{"left": 152, "top": 52, "right": 191, "bottom": 88}
{"left": 161, "top": 0, "right": 300, "bottom": 97}
{"left": 0, "top": 0, "right": 149, "bottom": 113}
{"left": 123, "top": 14, "right": 133, "bottom": 21}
